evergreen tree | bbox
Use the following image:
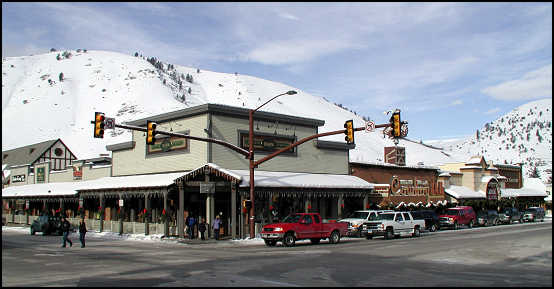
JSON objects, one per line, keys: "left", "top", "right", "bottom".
{"left": 134, "top": 52, "right": 139, "bottom": 57}
{"left": 529, "top": 166, "right": 540, "bottom": 178}
{"left": 59, "top": 72, "right": 64, "bottom": 82}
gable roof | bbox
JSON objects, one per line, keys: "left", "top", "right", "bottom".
{"left": 2, "top": 139, "right": 60, "bottom": 168}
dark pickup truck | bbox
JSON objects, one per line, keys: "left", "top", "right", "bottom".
{"left": 260, "top": 213, "right": 348, "bottom": 247}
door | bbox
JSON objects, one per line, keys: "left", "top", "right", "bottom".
{"left": 402, "top": 212, "right": 413, "bottom": 234}
{"left": 394, "top": 213, "right": 407, "bottom": 235}
{"left": 298, "top": 215, "right": 316, "bottom": 239}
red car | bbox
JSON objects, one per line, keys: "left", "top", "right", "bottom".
{"left": 260, "top": 213, "right": 348, "bottom": 247}
{"left": 439, "top": 206, "right": 476, "bottom": 230}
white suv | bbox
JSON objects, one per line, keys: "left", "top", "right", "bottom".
{"left": 338, "top": 210, "right": 393, "bottom": 237}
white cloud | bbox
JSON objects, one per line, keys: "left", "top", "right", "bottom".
{"left": 451, "top": 99, "right": 463, "bottom": 106}
{"left": 278, "top": 12, "right": 299, "bottom": 21}
{"left": 241, "top": 39, "right": 365, "bottom": 65}
{"left": 485, "top": 107, "right": 501, "bottom": 115}
{"left": 481, "top": 64, "right": 552, "bottom": 101}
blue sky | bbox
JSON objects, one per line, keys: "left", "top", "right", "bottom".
{"left": 2, "top": 2, "right": 552, "bottom": 141}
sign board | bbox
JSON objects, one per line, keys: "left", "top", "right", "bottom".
{"left": 200, "top": 182, "right": 215, "bottom": 194}
{"left": 365, "top": 121, "right": 375, "bottom": 132}
{"left": 119, "top": 199, "right": 124, "bottom": 207}
{"left": 105, "top": 117, "right": 115, "bottom": 129}
{"left": 36, "top": 167, "right": 45, "bottom": 183}
{"left": 73, "top": 165, "right": 83, "bottom": 180}
{"left": 384, "top": 146, "right": 406, "bottom": 166}
{"left": 12, "top": 174, "right": 26, "bottom": 183}
{"left": 147, "top": 135, "right": 188, "bottom": 154}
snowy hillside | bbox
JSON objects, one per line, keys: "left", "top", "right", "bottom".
{"left": 3, "top": 50, "right": 465, "bottom": 167}
{"left": 427, "top": 98, "right": 552, "bottom": 183}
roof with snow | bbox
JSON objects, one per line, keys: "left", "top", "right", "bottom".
{"left": 444, "top": 185, "right": 486, "bottom": 199}
{"left": 501, "top": 188, "right": 547, "bottom": 198}
{"left": 3, "top": 163, "right": 373, "bottom": 198}
{"left": 2, "top": 139, "right": 59, "bottom": 168}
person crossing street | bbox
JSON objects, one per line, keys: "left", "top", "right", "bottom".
{"left": 61, "top": 216, "right": 73, "bottom": 248}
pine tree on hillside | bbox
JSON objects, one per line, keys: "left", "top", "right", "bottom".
{"left": 529, "top": 166, "right": 540, "bottom": 178}
{"left": 59, "top": 72, "right": 64, "bottom": 82}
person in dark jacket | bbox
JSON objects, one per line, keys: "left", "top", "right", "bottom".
{"left": 198, "top": 218, "right": 207, "bottom": 240}
{"left": 188, "top": 215, "right": 196, "bottom": 239}
{"left": 79, "top": 218, "right": 87, "bottom": 248}
{"left": 61, "top": 216, "right": 73, "bottom": 248}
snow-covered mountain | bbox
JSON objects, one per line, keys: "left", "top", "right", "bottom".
{"left": 427, "top": 98, "right": 552, "bottom": 183}
{"left": 1, "top": 49, "right": 472, "bottom": 168}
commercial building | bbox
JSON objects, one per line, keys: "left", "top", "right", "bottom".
{"left": 3, "top": 103, "right": 373, "bottom": 238}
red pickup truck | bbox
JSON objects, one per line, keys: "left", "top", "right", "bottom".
{"left": 260, "top": 213, "right": 348, "bottom": 247}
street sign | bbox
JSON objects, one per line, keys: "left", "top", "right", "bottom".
{"left": 105, "top": 117, "right": 115, "bottom": 129}
{"left": 365, "top": 121, "right": 375, "bottom": 132}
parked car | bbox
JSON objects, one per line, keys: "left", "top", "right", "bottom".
{"left": 522, "top": 207, "right": 545, "bottom": 222}
{"left": 361, "top": 211, "right": 425, "bottom": 240}
{"left": 439, "top": 206, "right": 476, "bottom": 230}
{"left": 411, "top": 210, "right": 441, "bottom": 232}
{"left": 476, "top": 210, "right": 499, "bottom": 227}
{"left": 31, "top": 215, "right": 63, "bottom": 236}
{"left": 260, "top": 213, "right": 348, "bottom": 247}
{"left": 338, "top": 210, "right": 393, "bottom": 237}
{"left": 498, "top": 207, "right": 522, "bottom": 224}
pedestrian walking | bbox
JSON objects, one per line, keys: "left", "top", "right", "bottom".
{"left": 213, "top": 215, "right": 222, "bottom": 240}
{"left": 79, "top": 218, "right": 87, "bottom": 248}
{"left": 188, "top": 215, "right": 196, "bottom": 239}
{"left": 185, "top": 215, "right": 190, "bottom": 238}
{"left": 198, "top": 218, "right": 207, "bottom": 240}
{"left": 61, "top": 216, "right": 73, "bottom": 248}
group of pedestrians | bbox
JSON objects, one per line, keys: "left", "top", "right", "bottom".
{"left": 59, "top": 213, "right": 223, "bottom": 248}
{"left": 185, "top": 214, "right": 222, "bottom": 241}
{"left": 60, "top": 216, "right": 87, "bottom": 248}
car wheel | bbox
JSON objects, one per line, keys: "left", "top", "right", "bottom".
{"left": 454, "top": 221, "right": 459, "bottom": 230}
{"left": 385, "top": 228, "right": 394, "bottom": 240}
{"left": 329, "top": 231, "right": 340, "bottom": 244}
{"left": 468, "top": 220, "right": 474, "bottom": 229}
{"left": 509, "top": 219, "right": 513, "bottom": 225}
{"left": 412, "top": 226, "right": 420, "bottom": 238}
{"left": 310, "top": 238, "right": 321, "bottom": 245}
{"left": 264, "top": 239, "right": 277, "bottom": 247}
{"left": 430, "top": 224, "right": 437, "bottom": 232}
{"left": 283, "top": 233, "right": 295, "bottom": 247}
{"left": 366, "top": 235, "right": 373, "bottom": 240}
{"left": 484, "top": 220, "right": 489, "bottom": 227}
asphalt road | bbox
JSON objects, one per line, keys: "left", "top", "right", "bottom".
{"left": 2, "top": 221, "right": 552, "bottom": 287}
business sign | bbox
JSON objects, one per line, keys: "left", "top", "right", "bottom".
{"left": 105, "top": 117, "right": 115, "bottom": 129}
{"left": 147, "top": 135, "right": 188, "bottom": 154}
{"left": 73, "top": 165, "right": 83, "bottom": 180}
{"left": 486, "top": 183, "right": 498, "bottom": 200}
{"left": 240, "top": 133, "right": 295, "bottom": 154}
{"left": 12, "top": 174, "right": 26, "bottom": 183}
{"left": 200, "top": 182, "right": 215, "bottom": 194}
{"left": 36, "top": 167, "right": 45, "bottom": 183}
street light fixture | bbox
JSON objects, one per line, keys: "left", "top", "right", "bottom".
{"left": 248, "top": 90, "right": 297, "bottom": 238}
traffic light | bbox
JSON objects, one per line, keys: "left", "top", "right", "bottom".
{"left": 146, "top": 121, "right": 157, "bottom": 145}
{"left": 93, "top": 112, "right": 105, "bottom": 138}
{"left": 391, "top": 110, "right": 401, "bottom": 137}
{"left": 344, "top": 119, "right": 354, "bottom": 144}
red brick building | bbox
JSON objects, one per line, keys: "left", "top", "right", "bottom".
{"left": 350, "top": 161, "right": 445, "bottom": 208}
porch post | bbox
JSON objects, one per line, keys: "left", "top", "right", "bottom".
{"left": 163, "top": 191, "right": 169, "bottom": 237}
{"left": 99, "top": 194, "right": 105, "bottom": 232}
{"left": 178, "top": 182, "right": 185, "bottom": 238}
{"left": 231, "top": 181, "right": 237, "bottom": 239}
{"left": 145, "top": 193, "right": 150, "bottom": 235}
{"left": 338, "top": 195, "right": 343, "bottom": 219}
{"left": 119, "top": 194, "right": 124, "bottom": 235}
{"left": 363, "top": 195, "right": 368, "bottom": 210}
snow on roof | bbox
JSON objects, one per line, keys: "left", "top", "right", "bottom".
{"left": 2, "top": 182, "right": 82, "bottom": 197}
{"left": 439, "top": 172, "right": 451, "bottom": 177}
{"left": 466, "top": 156, "right": 483, "bottom": 165}
{"left": 234, "top": 169, "right": 373, "bottom": 189}
{"left": 501, "top": 188, "right": 547, "bottom": 198}
{"left": 523, "top": 178, "right": 546, "bottom": 192}
{"left": 444, "top": 185, "right": 486, "bottom": 199}
{"left": 78, "top": 172, "right": 186, "bottom": 191}
{"left": 481, "top": 176, "right": 498, "bottom": 183}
